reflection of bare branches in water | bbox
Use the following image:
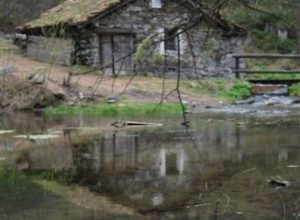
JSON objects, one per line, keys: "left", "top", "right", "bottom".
{"left": 214, "top": 193, "right": 231, "bottom": 220}
{"left": 277, "top": 189, "right": 286, "bottom": 220}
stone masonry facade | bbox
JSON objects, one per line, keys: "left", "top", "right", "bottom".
{"left": 26, "top": 0, "right": 245, "bottom": 78}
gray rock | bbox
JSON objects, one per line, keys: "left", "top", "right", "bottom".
{"left": 106, "top": 95, "right": 118, "bottom": 104}
{"left": 235, "top": 97, "right": 255, "bottom": 105}
{"left": 29, "top": 73, "right": 46, "bottom": 84}
{"left": 27, "top": 68, "right": 47, "bottom": 84}
{"left": 0, "top": 64, "right": 16, "bottom": 76}
{"left": 264, "top": 96, "right": 294, "bottom": 106}
{"left": 292, "top": 98, "right": 300, "bottom": 104}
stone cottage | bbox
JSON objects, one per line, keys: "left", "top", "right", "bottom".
{"left": 18, "top": 0, "right": 245, "bottom": 78}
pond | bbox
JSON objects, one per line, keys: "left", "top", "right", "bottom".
{"left": 0, "top": 112, "right": 300, "bottom": 219}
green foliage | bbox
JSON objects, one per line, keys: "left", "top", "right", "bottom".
{"left": 246, "top": 59, "right": 268, "bottom": 70}
{"left": 273, "top": 59, "right": 298, "bottom": 70}
{"left": 41, "top": 24, "right": 67, "bottom": 38}
{"left": 182, "top": 78, "right": 252, "bottom": 101}
{"left": 45, "top": 103, "right": 184, "bottom": 116}
{"left": 219, "top": 81, "right": 252, "bottom": 100}
{"left": 226, "top": 0, "right": 295, "bottom": 30}
{"left": 253, "top": 30, "right": 295, "bottom": 54}
{"left": 153, "top": 53, "right": 164, "bottom": 65}
{"left": 135, "top": 35, "right": 154, "bottom": 65}
{"left": 276, "top": 39, "right": 295, "bottom": 54}
{"left": 289, "top": 83, "right": 300, "bottom": 96}
{"left": 224, "top": 0, "right": 297, "bottom": 54}
{"left": 0, "top": 167, "right": 25, "bottom": 187}
{"left": 248, "top": 73, "right": 300, "bottom": 80}
{"left": 207, "top": 37, "right": 218, "bottom": 50}
{"left": 246, "top": 60, "right": 300, "bottom": 80}
{"left": 246, "top": 59, "right": 300, "bottom": 80}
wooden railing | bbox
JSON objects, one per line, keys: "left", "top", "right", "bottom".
{"left": 233, "top": 54, "right": 300, "bottom": 79}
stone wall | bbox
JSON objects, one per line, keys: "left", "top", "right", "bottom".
{"left": 72, "top": 31, "right": 100, "bottom": 67}
{"left": 75, "top": 0, "right": 244, "bottom": 78}
{"left": 25, "top": 0, "right": 245, "bottom": 78}
{"left": 179, "top": 26, "right": 244, "bottom": 78}
{"left": 26, "top": 35, "right": 73, "bottom": 66}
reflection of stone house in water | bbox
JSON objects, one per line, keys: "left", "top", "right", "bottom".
{"left": 19, "top": 0, "right": 244, "bottom": 77}
{"left": 69, "top": 127, "right": 254, "bottom": 208}
{"left": 71, "top": 131, "right": 191, "bottom": 208}
{"left": 72, "top": 127, "right": 244, "bottom": 179}
{"left": 157, "top": 145, "right": 187, "bottom": 177}
{"left": 76, "top": 131, "right": 188, "bottom": 178}
{"left": 14, "top": 123, "right": 300, "bottom": 210}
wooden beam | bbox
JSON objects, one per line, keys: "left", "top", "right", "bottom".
{"left": 93, "top": 27, "right": 134, "bottom": 35}
{"left": 248, "top": 79, "right": 300, "bottom": 85}
{"left": 234, "top": 69, "right": 300, "bottom": 74}
{"left": 110, "top": 35, "right": 116, "bottom": 76}
{"left": 235, "top": 57, "right": 240, "bottom": 78}
{"left": 233, "top": 54, "right": 300, "bottom": 59}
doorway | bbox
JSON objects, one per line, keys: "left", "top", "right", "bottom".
{"left": 100, "top": 33, "right": 134, "bottom": 74}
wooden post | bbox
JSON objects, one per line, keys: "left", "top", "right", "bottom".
{"left": 235, "top": 57, "right": 240, "bottom": 79}
{"left": 134, "top": 132, "right": 139, "bottom": 167}
{"left": 112, "top": 132, "right": 116, "bottom": 171}
{"left": 100, "top": 137, "right": 105, "bottom": 170}
{"left": 110, "top": 35, "right": 116, "bottom": 76}
{"left": 176, "top": 35, "right": 181, "bottom": 86}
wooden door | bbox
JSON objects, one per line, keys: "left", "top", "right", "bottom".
{"left": 100, "top": 34, "right": 134, "bottom": 74}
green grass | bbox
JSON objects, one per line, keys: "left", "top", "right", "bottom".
{"left": 218, "top": 81, "right": 252, "bottom": 100}
{"left": 181, "top": 79, "right": 252, "bottom": 101}
{"left": 289, "top": 83, "right": 300, "bottom": 96}
{"left": 0, "top": 166, "right": 27, "bottom": 187}
{"left": 45, "top": 103, "right": 185, "bottom": 116}
{"left": 246, "top": 73, "right": 300, "bottom": 80}
{"left": 244, "top": 60, "right": 300, "bottom": 80}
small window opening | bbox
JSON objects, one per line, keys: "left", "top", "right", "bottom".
{"left": 164, "top": 29, "right": 177, "bottom": 51}
{"left": 168, "top": 67, "right": 176, "bottom": 72}
{"left": 151, "top": 0, "right": 162, "bottom": 8}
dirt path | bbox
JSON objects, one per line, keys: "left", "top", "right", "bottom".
{"left": 0, "top": 54, "right": 222, "bottom": 107}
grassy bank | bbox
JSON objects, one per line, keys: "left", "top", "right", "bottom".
{"left": 181, "top": 79, "right": 252, "bottom": 101}
{"left": 45, "top": 79, "right": 253, "bottom": 117}
{"left": 289, "top": 83, "right": 300, "bottom": 96}
{"left": 45, "top": 103, "right": 185, "bottom": 117}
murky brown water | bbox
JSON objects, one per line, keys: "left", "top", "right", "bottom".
{"left": 0, "top": 112, "right": 300, "bottom": 219}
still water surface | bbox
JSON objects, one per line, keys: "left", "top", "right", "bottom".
{"left": 0, "top": 112, "right": 300, "bottom": 219}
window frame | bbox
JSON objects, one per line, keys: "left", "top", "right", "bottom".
{"left": 164, "top": 29, "right": 177, "bottom": 51}
{"left": 150, "top": 0, "right": 162, "bottom": 9}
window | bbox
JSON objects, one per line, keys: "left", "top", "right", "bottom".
{"left": 150, "top": 0, "right": 162, "bottom": 8}
{"left": 164, "top": 29, "right": 177, "bottom": 51}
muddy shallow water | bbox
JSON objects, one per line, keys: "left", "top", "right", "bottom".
{"left": 0, "top": 111, "right": 300, "bottom": 219}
